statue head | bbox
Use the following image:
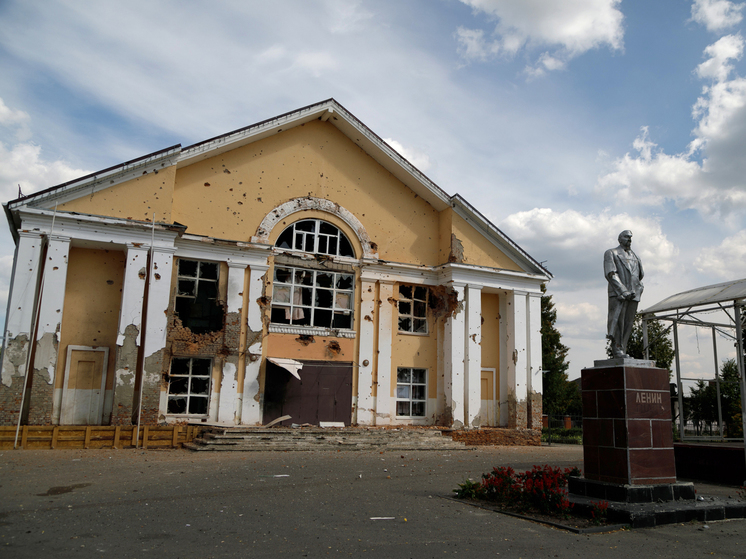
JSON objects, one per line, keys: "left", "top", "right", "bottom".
{"left": 618, "top": 230, "right": 632, "bottom": 250}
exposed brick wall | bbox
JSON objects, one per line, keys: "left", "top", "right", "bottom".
{"left": 27, "top": 376, "right": 54, "bottom": 425}
{"left": 528, "top": 392, "right": 543, "bottom": 430}
{"left": 0, "top": 376, "right": 25, "bottom": 425}
{"left": 449, "top": 428, "right": 541, "bottom": 446}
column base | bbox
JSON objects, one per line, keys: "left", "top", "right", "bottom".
{"left": 569, "top": 476, "right": 695, "bottom": 503}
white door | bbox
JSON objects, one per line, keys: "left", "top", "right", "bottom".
{"left": 60, "top": 346, "right": 109, "bottom": 425}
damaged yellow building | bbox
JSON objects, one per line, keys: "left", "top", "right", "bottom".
{"left": 1, "top": 100, "right": 550, "bottom": 431}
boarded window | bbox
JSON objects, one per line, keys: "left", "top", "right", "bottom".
{"left": 167, "top": 357, "right": 212, "bottom": 415}
{"left": 174, "top": 259, "right": 223, "bottom": 333}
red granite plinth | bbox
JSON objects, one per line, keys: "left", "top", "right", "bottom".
{"left": 582, "top": 364, "right": 676, "bottom": 485}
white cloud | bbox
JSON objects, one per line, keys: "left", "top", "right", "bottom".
{"left": 694, "top": 229, "right": 746, "bottom": 278}
{"left": 324, "top": 0, "right": 373, "bottom": 34}
{"left": 456, "top": 0, "right": 624, "bottom": 74}
{"left": 696, "top": 34, "right": 743, "bottom": 81}
{"left": 383, "top": 138, "right": 432, "bottom": 172}
{"left": 597, "top": 35, "right": 746, "bottom": 226}
{"left": 0, "top": 98, "right": 89, "bottom": 201}
{"left": 691, "top": 0, "right": 745, "bottom": 32}
{"left": 500, "top": 208, "right": 677, "bottom": 282}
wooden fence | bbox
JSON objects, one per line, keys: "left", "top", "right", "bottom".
{"left": 0, "top": 425, "right": 204, "bottom": 450}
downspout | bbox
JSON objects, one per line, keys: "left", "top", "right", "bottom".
{"left": 134, "top": 214, "right": 156, "bottom": 448}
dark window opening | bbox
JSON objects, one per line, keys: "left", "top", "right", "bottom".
{"left": 167, "top": 357, "right": 212, "bottom": 415}
{"left": 275, "top": 219, "right": 355, "bottom": 258}
{"left": 174, "top": 259, "right": 223, "bottom": 333}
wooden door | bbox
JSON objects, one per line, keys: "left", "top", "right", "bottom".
{"left": 60, "top": 346, "right": 109, "bottom": 425}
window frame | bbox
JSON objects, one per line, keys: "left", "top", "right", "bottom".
{"left": 166, "top": 356, "right": 213, "bottom": 417}
{"left": 395, "top": 367, "right": 428, "bottom": 418}
{"left": 397, "top": 284, "right": 429, "bottom": 335}
{"left": 274, "top": 219, "right": 355, "bottom": 258}
{"left": 270, "top": 265, "right": 355, "bottom": 331}
{"left": 174, "top": 258, "right": 222, "bottom": 333}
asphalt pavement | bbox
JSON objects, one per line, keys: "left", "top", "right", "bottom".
{"left": 0, "top": 444, "right": 743, "bottom": 558}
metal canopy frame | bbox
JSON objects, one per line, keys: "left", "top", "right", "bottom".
{"left": 640, "top": 280, "right": 746, "bottom": 458}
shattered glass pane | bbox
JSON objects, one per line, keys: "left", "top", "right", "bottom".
{"left": 313, "top": 309, "right": 332, "bottom": 327}
{"left": 413, "top": 301, "right": 426, "bottom": 317}
{"left": 191, "top": 358, "right": 212, "bottom": 376}
{"left": 414, "top": 286, "right": 427, "bottom": 300}
{"left": 275, "top": 267, "right": 292, "bottom": 284}
{"left": 189, "top": 396, "right": 208, "bottom": 415}
{"left": 178, "top": 259, "right": 198, "bottom": 277}
{"left": 276, "top": 228, "right": 293, "bottom": 249}
{"left": 295, "top": 270, "right": 313, "bottom": 285}
{"left": 168, "top": 377, "right": 189, "bottom": 395}
{"left": 414, "top": 319, "right": 427, "bottom": 333}
{"left": 271, "top": 307, "right": 290, "bottom": 324}
{"left": 399, "top": 301, "right": 411, "bottom": 315}
{"left": 170, "top": 358, "right": 190, "bottom": 375}
{"left": 296, "top": 220, "right": 315, "bottom": 232}
{"left": 316, "top": 273, "right": 333, "bottom": 288}
{"left": 397, "top": 368, "right": 411, "bottom": 383}
{"left": 167, "top": 397, "right": 187, "bottom": 414}
{"left": 398, "top": 317, "right": 411, "bottom": 331}
{"left": 320, "top": 222, "right": 336, "bottom": 234}
{"left": 315, "top": 289, "right": 333, "bottom": 308}
{"left": 332, "top": 312, "right": 351, "bottom": 329}
{"left": 336, "top": 275, "right": 353, "bottom": 290}
{"left": 339, "top": 235, "right": 353, "bottom": 257}
{"left": 412, "top": 369, "right": 427, "bottom": 384}
{"left": 399, "top": 285, "right": 412, "bottom": 299}
{"left": 191, "top": 377, "right": 210, "bottom": 395}
{"left": 178, "top": 279, "right": 196, "bottom": 297}
{"left": 412, "top": 385, "right": 426, "bottom": 400}
{"left": 199, "top": 262, "right": 218, "bottom": 280}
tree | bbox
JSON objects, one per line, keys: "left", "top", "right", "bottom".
{"left": 685, "top": 358, "right": 742, "bottom": 438}
{"left": 606, "top": 317, "right": 674, "bottom": 374}
{"left": 541, "top": 284, "right": 576, "bottom": 416}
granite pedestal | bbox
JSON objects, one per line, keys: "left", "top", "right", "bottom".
{"left": 570, "top": 358, "right": 693, "bottom": 504}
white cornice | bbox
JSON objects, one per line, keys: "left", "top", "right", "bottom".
{"left": 437, "top": 262, "right": 546, "bottom": 293}
{"left": 175, "top": 235, "right": 271, "bottom": 265}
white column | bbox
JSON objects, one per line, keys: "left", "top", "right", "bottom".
{"left": 464, "top": 284, "right": 482, "bottom": 428}
{"left": 444, "top": 283, "right": 466, "bottom": 428}
{"left": 217, "top": 262, "right": 246, "bottom": 424}
{"left": 117, "top": 244, "right": 149, "bottom": 346}
{"left": 375, "top": 281, "right": 395, "bottom": 425}
{"left": 499, "top": 292, "right": 511, "bottom": 427}
{"left": 1, "top": 232, "right": 44, "bottom": 387}
{"left": 142, "top": 247, "right": 176, "bottom": 420}
{"left": 32, "top": 236, "right": 71, "bottom": 422}
{"left": 356, "top": 277, "right": 377, "bottom": 425}
{"left": 527, "top": 291, "right": 543, "bottom": 429}
{"left": 241, "top": 263, "right": 269, "bottom": 425}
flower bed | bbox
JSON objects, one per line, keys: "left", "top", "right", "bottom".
{"left": 454, "top": 465, "right": 612, "bottom": 530}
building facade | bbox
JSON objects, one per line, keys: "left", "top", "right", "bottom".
{"left": 1, "top": 100, "right": 550, "bottom": 430}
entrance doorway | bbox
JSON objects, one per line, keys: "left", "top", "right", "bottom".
{"left": 480, "top": 368, "right": 498, "bottom": 427}
{"left": 263, "top": 360, "right": 353, "bottom": 426}
{"left": 60, "top": 345, "right": 109, "bottom": 425}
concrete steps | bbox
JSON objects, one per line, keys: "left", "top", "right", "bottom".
{"left": 184, "top": 427, "right": 473, "bottom": 451}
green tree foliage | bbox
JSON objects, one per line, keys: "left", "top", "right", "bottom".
{"left": 687, "top": 358, "right": 743, "bottom": 438}
{"left": 541, "top": 285, "right": 578, "bottom": 416}
{"left": 606, "top": 317, "right": 675, "bottom": 374}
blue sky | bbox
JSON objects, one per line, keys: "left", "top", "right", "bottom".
{"left": 1, "top": 0, "right": 746, "bottom": 381}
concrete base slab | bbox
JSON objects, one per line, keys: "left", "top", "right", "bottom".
{"left": 569, "top": 476, "right": 695, "bottom": 503}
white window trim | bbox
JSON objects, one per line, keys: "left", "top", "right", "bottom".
{"left": 395, "top": 367, "right": 428, "bottom": 419}
{"left": 166, "top": 356, "right": 213, "bottom": 417}
{"left": 397, "top": 285, "right": 429, "bottom": 335}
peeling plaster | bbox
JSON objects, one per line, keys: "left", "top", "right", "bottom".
{"left": 2, "top": 334, "right": 29, "bottom": 386}
{"left": 34, "top": 330, "right": 60, "bottom": 385}
{"left": 449, "top": 234, "right": 465, "bottom": 263}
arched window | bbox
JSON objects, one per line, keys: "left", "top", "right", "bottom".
{"left": 275, "top": 219, "right": 355, "bottom": 258}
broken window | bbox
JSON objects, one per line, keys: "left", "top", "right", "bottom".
{"left": 174, "top": 259, "right": 223, "bottom": 333}
{"left": 275, "top": 219, "right": 355, "bottom": 258}
{"left": 167, "top": 357, "right": 212, "bottom": 415}
{"left": 398, "top": 285, "right": 428, "bottom": 334}
{"left": 396, "top": 367, "right": 427, "bottom": 417}
{"left": 271, "top": 266, "right": 354, "bottom": 330}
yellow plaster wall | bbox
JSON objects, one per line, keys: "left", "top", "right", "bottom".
{"left": 55, "top": 247, "right": 126, "bottom": 392}
{"left": 171, "top": 121, "right": 441, "bottom": 265}
{"left": 481, "top": 293, "right": 500, "bottom": 371}
{"left": 265, "top": 334, "right": 355, "bottom": 361}
{"left": 57, "top": 165, "right": 176, "bottom": 223}
{"left": 451, "top": 212, "right": 523, "bottom": 271}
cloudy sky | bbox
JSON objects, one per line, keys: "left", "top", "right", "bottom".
{"left": 1, "top": 0, "right": 745, "bottom": 382}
